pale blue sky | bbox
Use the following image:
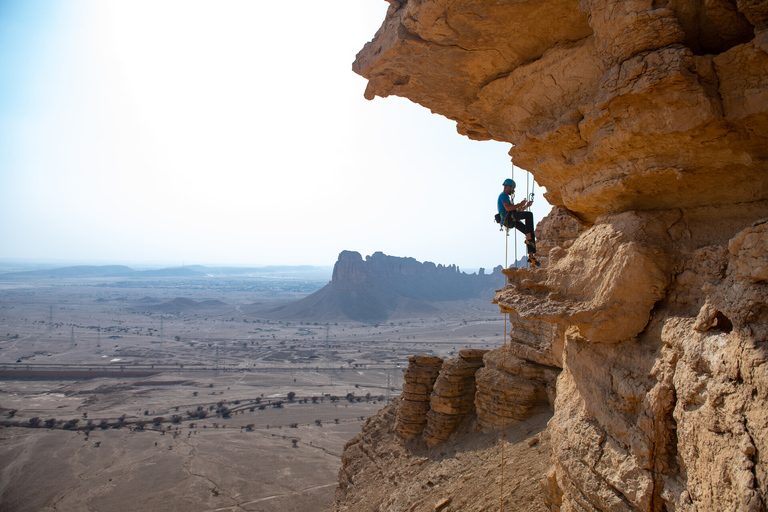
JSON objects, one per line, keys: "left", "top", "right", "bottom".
{"left": 0, "top": 0, "right": 551, "bottom": 271}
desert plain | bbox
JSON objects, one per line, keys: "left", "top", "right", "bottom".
{"left": 0, "top": 267, "right": 504, "bottom": 511}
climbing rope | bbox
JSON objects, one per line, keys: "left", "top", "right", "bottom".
{"left": 500, "top": 162, "right": 537, "bottom": 510}
{"left": 501, "top": 310, "right": 507, "bottom": 511}
{"left": 499, "top": 163, "right": 514, "bottom": 511}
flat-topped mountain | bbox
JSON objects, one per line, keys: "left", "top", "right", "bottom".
{"left": 265, "top": 251, "right": 503, "bottom": 324}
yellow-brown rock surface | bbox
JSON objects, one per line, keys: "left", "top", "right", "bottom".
{"left": 395, "top": 353, "right": 444, "bottom": 440}
{"left": 422, "top": 349, "right": 487, "bottom": 447}
{"left": 330, "top": 1, "right": 768, "bottom": 511}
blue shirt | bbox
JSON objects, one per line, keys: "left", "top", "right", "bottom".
{"left": 498, "top": 191, "right": 513, "bottom": 216}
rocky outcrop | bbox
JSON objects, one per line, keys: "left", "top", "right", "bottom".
{"left": 395, "top": 354, "right": 444, "bottom": 440}
{"left": 422, "top": 349, "right": 487, "bottom": 447}
{"left": 333, "top": 1, "right": 768, "bottom": 511}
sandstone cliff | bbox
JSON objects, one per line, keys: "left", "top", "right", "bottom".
{"left": 329, "top": 1, "right": 768, "bottom": 511}
{"left": 268, "top": 251, "right": 503, "bottom": 323}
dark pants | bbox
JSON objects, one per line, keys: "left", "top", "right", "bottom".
{"left": 504, "top": 211, "right": 536, "bottom": 252}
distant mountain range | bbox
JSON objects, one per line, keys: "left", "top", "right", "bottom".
{"left": 0, "top": 264, "right": 331, "bottom": 279}
{"left": 263, "top": 251, "right": 504, "bottom": 324}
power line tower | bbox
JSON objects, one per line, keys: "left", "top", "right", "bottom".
{"left": 215, "top": 343, "right": 219, "bottom": 377}
{"left": 70, "top": 326, "right": 75, "bottom": 348}
{"left": 97, "top": 325, "right": 101, "bottom": 348}
{"left": 160, "top": 315, "right": 164, "bottom": 344}
{"left": 49, "top": 306, "right": 53, "bottom": 332}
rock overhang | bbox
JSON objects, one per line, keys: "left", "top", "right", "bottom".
{"left": 353, "top": 0, "right": 768, "bottom": 225}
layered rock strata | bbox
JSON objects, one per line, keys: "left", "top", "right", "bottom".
{"left": 475, "top": 343, "right": 561, "bottom": 431}
{"left": 422, "top": 349, "right": 487, "bottom": 447}
{"left": 395, "top": 354, "right": 444, "bottom": 440}
{"left": 342, "top": 1, "right": 768, "bottom": 511}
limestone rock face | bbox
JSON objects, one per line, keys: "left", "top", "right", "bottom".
{"left": 497, "top": 210, "right": 675, "bottom": 344}
{"left": 533, "top": 206, "right": 589, "bottom": 269}
{"left": 475, "top": 346, "right": 561, "bottom": 431}
{"left": 395, "top": 354, "right": 444, "bottom": 440}
{"left": 422, "top": 349, "right": 486, "bottom": 447}
{"left": 355, "top": 0, "right": 768, "bottom": 224}
{"left": 340, "top": 1, "right": 768, "bottom": 511}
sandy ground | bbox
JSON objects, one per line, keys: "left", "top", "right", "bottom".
{"left": 0, "top": 276, "right": 504, "bottom": 511}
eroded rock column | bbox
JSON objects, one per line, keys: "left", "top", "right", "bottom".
{"left": 422, "top": 348, "right": 487, "bottom": 446}
{"left": 395, "top": 354, "right": 443, "bottom": 440}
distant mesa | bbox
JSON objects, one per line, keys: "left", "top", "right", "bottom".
{"left": 264, "top": 251, "right": 503, "bottom": 324}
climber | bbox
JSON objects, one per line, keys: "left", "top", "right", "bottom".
{"left": 497, "top": 178, "right": 540, "bottom": 267}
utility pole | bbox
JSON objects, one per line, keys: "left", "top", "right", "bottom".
{"left": 160, "top": 315, "right": 164, "bottom": 344}
{"left": 49, "top": 306, "right": 53, "bottom": 331}
{"left": 70, "top": 326, "right": 75, "bottom": 348}
{"left": 97, "top": 325, "right": 101, "bottom": 348}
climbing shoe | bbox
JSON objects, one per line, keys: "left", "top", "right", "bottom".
{"left": 527, "top": 254, "right": 541, "bottom": 267}
{"left": 525, "top": 239, "right": 537, "bottom": 253}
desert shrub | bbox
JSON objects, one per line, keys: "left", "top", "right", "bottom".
{"left": 287, "top": 392, "right": 296, "bottom": 402}
{"left": 100, "top": 419, "right": 110, "bottom": 430}
{"left": 152, "top": 416, "right": 164, "bottom": 426}
{"left": 44, "top": 418, "right": 56, "bottom": 428}
{"left": 171, "top": 415, "right": 183, "bottom": 423}
{"left": 28, "top": 417, "right": 41, "bottom": 428}
{"left": 63, "top": 419, "right": 80, "bottom": 429}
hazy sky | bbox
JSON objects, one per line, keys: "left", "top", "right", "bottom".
{"left": 0, "top": 0, "right": 551, "bottom": 271}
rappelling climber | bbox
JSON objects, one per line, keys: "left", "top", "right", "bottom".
{"left": 497, "top": 178, "right": 540, "bottom": 267}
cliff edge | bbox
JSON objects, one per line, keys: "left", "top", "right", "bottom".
{"left": 329, "top": 1, "right": 768, "bottom": 511}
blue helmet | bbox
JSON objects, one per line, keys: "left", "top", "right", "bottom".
{"left": 503, "top": 178, "right": 516, "bottom": 188}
